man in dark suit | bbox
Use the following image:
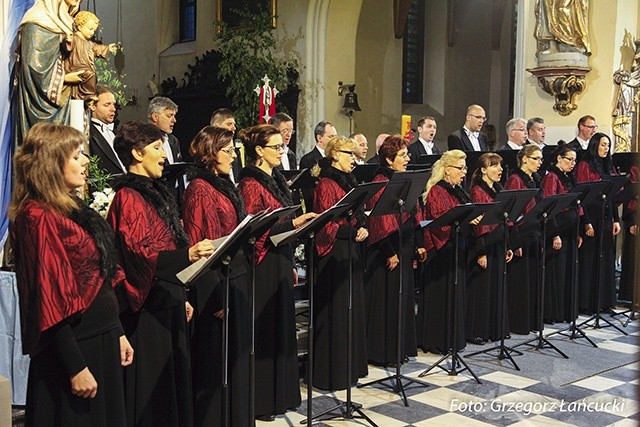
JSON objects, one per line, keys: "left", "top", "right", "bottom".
{"left": 210, "top": 108, "right": 242, "bottom": 182}
{"left": 269, "top": 112, "right": 297, "bottom": 170}
{"left": 299, "top": 121, "right": 337, "bottom": 169}
{"left": 148, "top": 96, "right": 184, "bottom": 207}
{"left": 149, "top": 96, "right": 182, "bottom": 162}
{"left": 409, "top": 116, "right": 441, "bottom": 163}
{"left": 351, "top": 132, "right": 368, "bottom": 165}
{"left": 568, "top": 114, "right": 597, "bottom": 151}
{"left": 447, "top": 104, "right": 488, "bottom": 151}
{"left": 497, "top": 118, "right": 527, "bottom": 151}
{"left": 299, "top": 121, "right": 337, "bottom": 211}
{"left": 366, "top": 133, "right": 389, "bottom": 164}
{"left": 89, "top": 85, "right": 125, "bottom": 175}
{"left": 526, "top": 117, "right": 547, "bottom": 149}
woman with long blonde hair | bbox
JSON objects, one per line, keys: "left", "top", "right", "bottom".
{"left": 10, "top": 123, "right": 133, "bottom": 427}
{"left": 417, "top": 149, "right": 471, "bottom": 354}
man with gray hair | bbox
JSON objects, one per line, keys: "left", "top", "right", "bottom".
{"left": 526, "top": 117, "right": 547, "bottom": 149}
{"left": 148, "top": 96, "right": 184, "bottom": 208}
{"left": 148, "top": 96, "right": 182, "bottom": 164}
{"left": 498, "top": 117, "right": 528, "bottom": 150}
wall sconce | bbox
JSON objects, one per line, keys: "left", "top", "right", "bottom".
{"left": 527, "top": 66, "right": 590, "bottom": 116}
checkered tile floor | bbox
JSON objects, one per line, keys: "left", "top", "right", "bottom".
{"left": 265, "top": 311, "right": 640, "bottom": 426}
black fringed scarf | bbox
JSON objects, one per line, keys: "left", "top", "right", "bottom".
{"left": 319, "top": 164, "right": 365, "bottom": 224}
{"left": 437, "top": 180, "right": 472, "bottom": 204}
{"left": 548, "top": 165, "right": 576, "bottom": 191}
{"left": 239, "top": 165, "right": 293, "bottom": 207}
{"left": 112, "top": 173, "right": 189, "bottom": 248}
{"left": 69, "top": 198, "right": 118, "bottom": 284}
{"left": 476, "top": 179, "right": 502, "bottom": 200}
{"left": 512, "top": 168, "right": 542, "bottom": 202}
{"left": 187, "top": 166, "right": 247, "bottom": 222}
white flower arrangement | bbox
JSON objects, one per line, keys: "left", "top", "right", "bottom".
{"left": 294, "top": 243, "right": 305, "bottom": 264}
{"left": 89, "top": 187, "right": 115, "bottom": 218}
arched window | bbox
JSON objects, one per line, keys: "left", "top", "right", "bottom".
{"left": 180, "top": 0, "right": 196, "bottom": 42}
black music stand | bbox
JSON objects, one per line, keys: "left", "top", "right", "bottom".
{"left": 549, "top": 182, "right": 609, "bottom": 347}
{"left": 177, "top": 211, "right": 265, "bottom": 427}
{"left": 612, "top": 152, "right": 639, "bottom": 174}
{"left": 352, "top": 164, "right": 379, "bottom": 183}
{"left": 271, "top": 204, "right": 355, "bottom": 427}
{"left": 497, "top": 150, "right": 519, "bottom": 185}
{"left": 357, "top": 170, "right": 431, "bottom": 406}
{"left": 577, "top": 176, "right": 629, "bottom": 334}
{"left": 292, "top": 182, "right": 385, "bottom": 426}
{"left": 610, "top": 182, "right": 640, "bottom": 326}
{"left": 463, "top": 189, "right": 538, "bottom": 370}
{"left": 512, "top": 193, "right": 577, "bottom": 356}
{"left": 417, "top": 202, "right": 497, "bottom": 384}
{"left": 412, "top": 154, "right": 442, "bottom": 167}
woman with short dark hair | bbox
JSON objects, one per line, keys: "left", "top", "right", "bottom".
{"left": 238, "top": 124, "right": 315, "bottom": 421}
{"left": 540, "top": 142, "right": 581, "bottom": 323}
{"left": 109, "top": 121, "right": 214, "bottom": 427}
{"left": 365, "top": 134, "right": 425, "bottom": 366}
{"left": 182, "top": 126, "right": 252, "bottom": 426}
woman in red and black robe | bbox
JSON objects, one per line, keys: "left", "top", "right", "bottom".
{"left": 504, "top": 145, "right": 544, "bottom": 334}
{"left": 108, "top": 122, "right": 214, "bottom": 427}
{"left": 238, "top": 124, "right": 315, "bottom": 421}
{"left": 311, "top": 136, "right": 368, "bottom": 390}
{"left": 10, "top": 123, "right": 133, "bottom": 427}
{"left": 182, "top": 127, "right": 252, "bottom": 426}
{"left": 575, "top": 133, "right": 621, "bottom": 313}
{"left": 466, "top": 153, "right": 512, "bottom": 344}
{"left": 619, "top": 165, "right": 638, "bottom": 303}
{"left": 417, "top": 150, "right": 471, "bottom": 354}
{"left": 540, "top": 143, "right": 580, "bottom": 323}
{"left": 364, "top": 135, "right": 425, "bottom": 366}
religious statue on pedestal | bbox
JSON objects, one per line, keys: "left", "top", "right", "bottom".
{"left": 63, "top": 11, "right": 118, "bottom": 104}
{"left": 15, "top": 0, "right": 83, "bottom": 144}
{"left": 534, "top": 0, "right": 591, "bottom": 67}
{"left": 612, "top": 40, "right": 640, "bottom": 153}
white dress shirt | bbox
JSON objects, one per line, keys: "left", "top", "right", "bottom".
{"left": 464, "top": 127, "right": 481, "bottom": 151}
{"left": 91, "top": 118, "right": 126, "bottom": 172}
{"left": 419, "top": 137, "right": 435, "bottom": 155}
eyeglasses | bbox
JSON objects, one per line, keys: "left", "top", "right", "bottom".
{"left": 281, "top": 129, "right": 295, "bottom": 136}
{"left": 220, "top": 147, "right": 237, "bottom": 156}
{"left": 561, "top": 156, "right": 577, "bottom": 163}
{"left": 581, "top": 124, "right": 598, "bottom": 130}
{"left": 468, "top": 114, "right": 487, "bottom": 121}
{"left": 528, "top": 156, "right": 543, "bottom": 162}
{"left": 264, "top": 144, "right": 285, "bottom": 152}
{"left": 449, "top": 165, "right": 468, "bottom": 171}
{"left": 513, "top": 128, "right": 527, "bottom": 133}
{"left": 338, "top": 150, "right": 356, "bottom": 157}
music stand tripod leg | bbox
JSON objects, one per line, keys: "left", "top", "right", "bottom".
{"left": 358, "top": 207, "right": 431, "bottom": 405}
{"left": 576, "top": 198, "right": 628, "bottom": 336}
{"left": 418, "top": 223, "right": 482, "bottom": 383}
{"left": 305, "top": 215, "right": 378, "bottom": 426}
{"left": 513, "top": 215, "right": 569, "bottom": 358}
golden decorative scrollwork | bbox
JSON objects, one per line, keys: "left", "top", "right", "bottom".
{"left": 528, "top": 66, "right": 590, "bottom": 116}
